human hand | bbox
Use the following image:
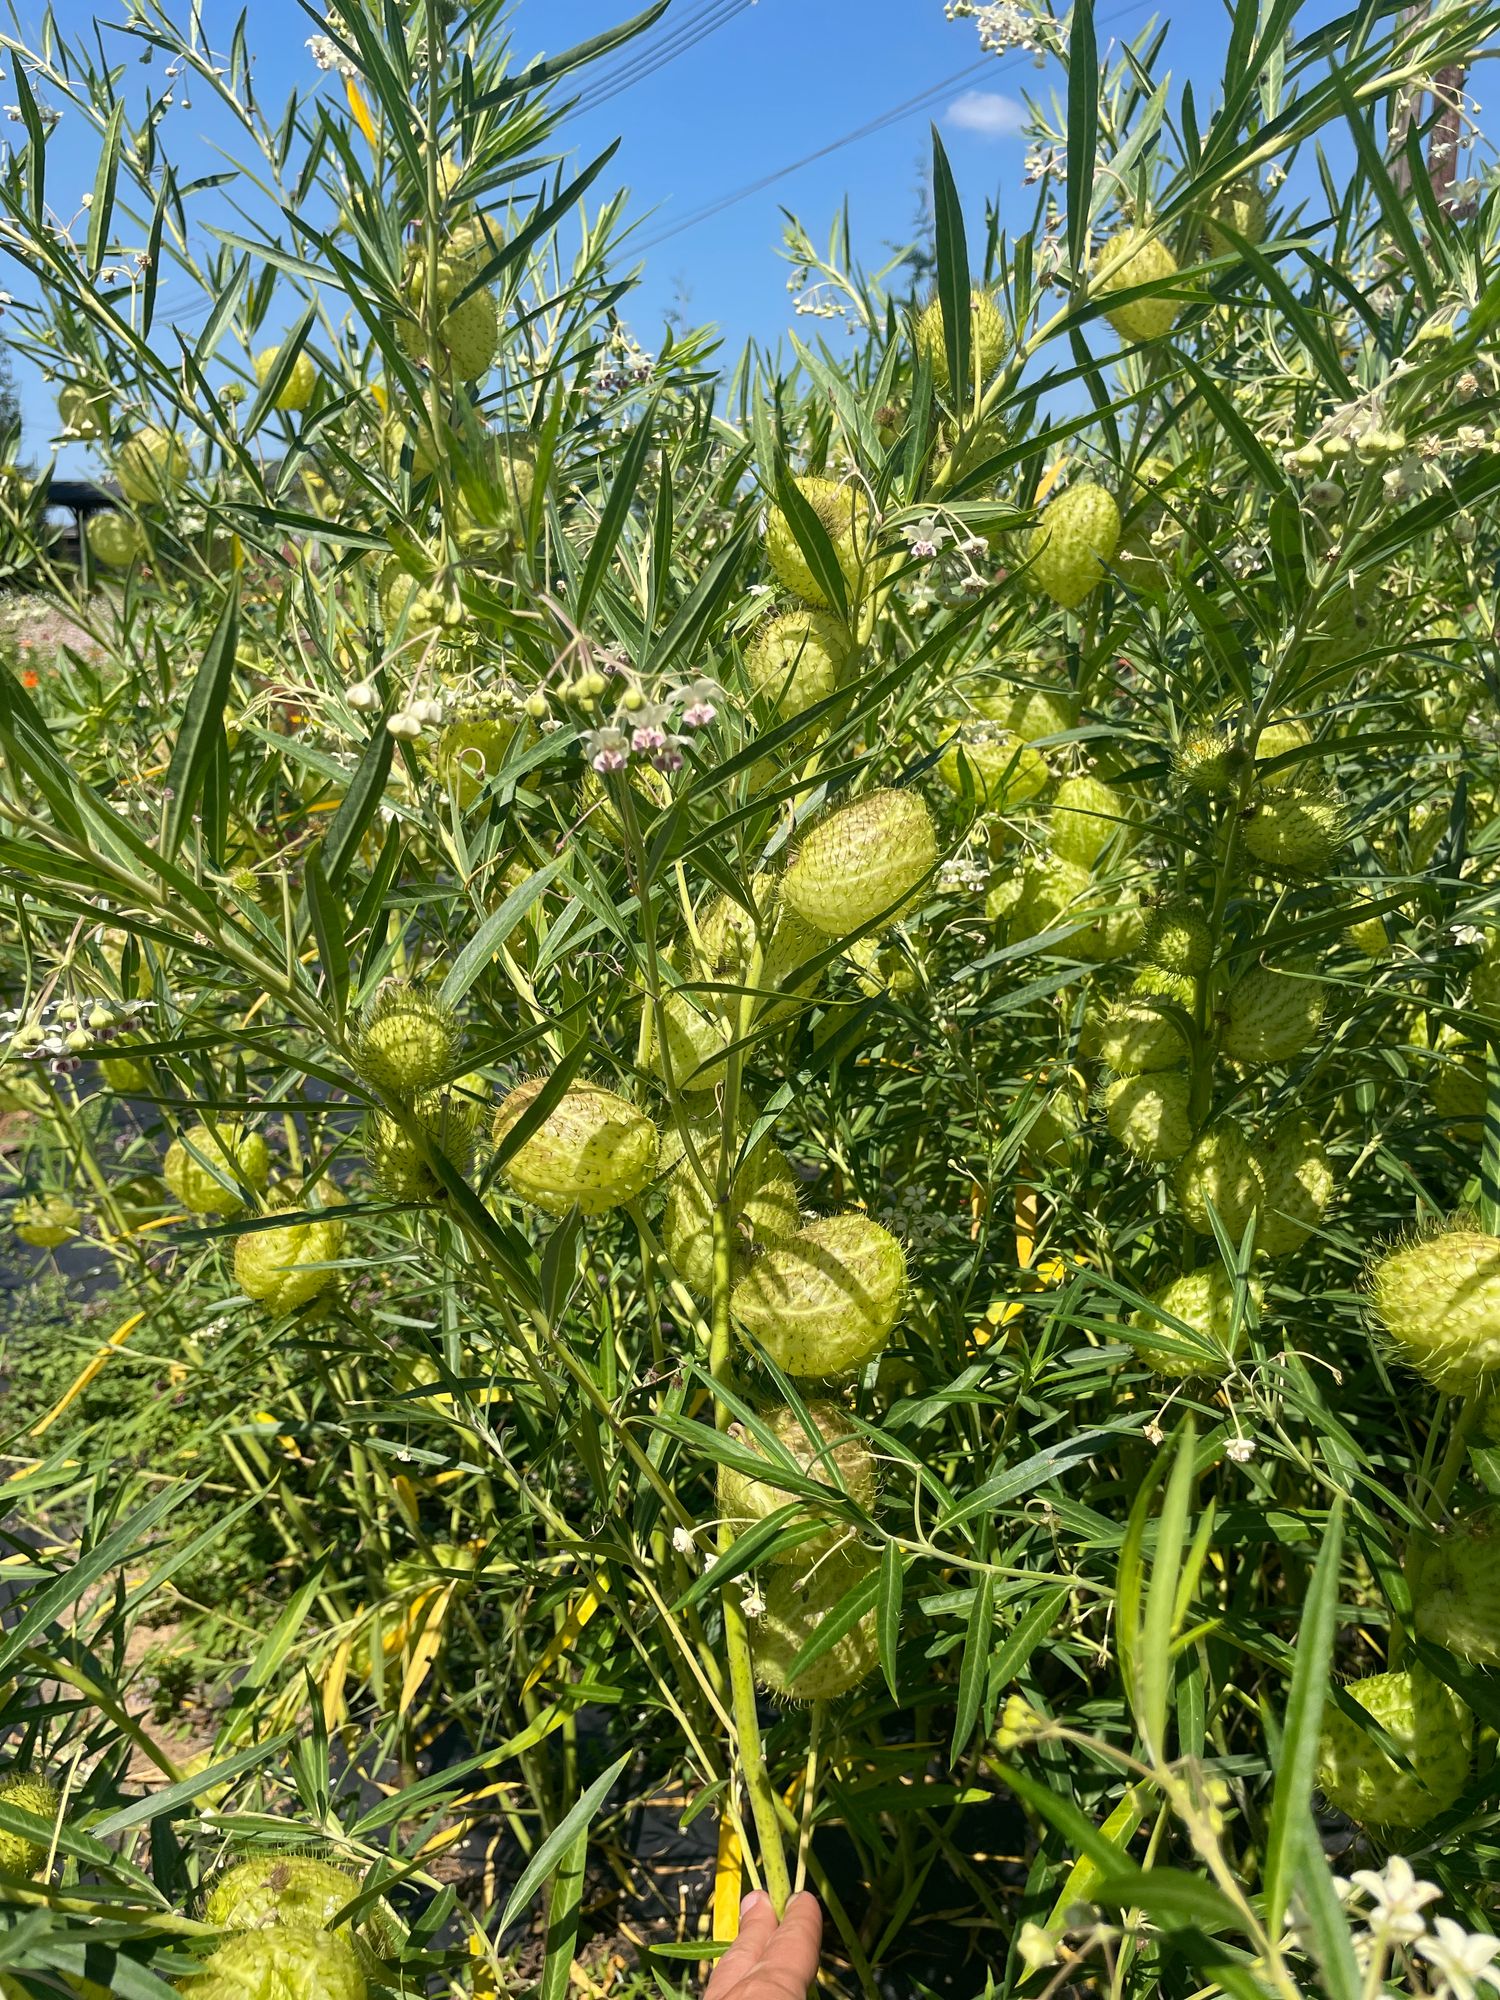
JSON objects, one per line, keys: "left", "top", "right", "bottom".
{"left": 705, "top": 1891, "right": 822, "bottom": 2000}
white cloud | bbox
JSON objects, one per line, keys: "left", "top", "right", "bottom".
{"left": 946, "top": 89, "right": 1026, "bottom": 138}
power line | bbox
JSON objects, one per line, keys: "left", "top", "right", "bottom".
{"left": 633, "top": 8, "right": 1144, "bottom": 256}
{"left": 569, "top": 0, "right": 756, "bottom": 118}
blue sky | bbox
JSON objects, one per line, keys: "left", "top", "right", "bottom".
{"left": 10, "top": 0, "right": 1234, "bottom": 466}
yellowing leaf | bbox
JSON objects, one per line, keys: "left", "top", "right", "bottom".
{"left": 522, "top": 1572, "right": 610, "bottom": 1693}
{"left": 713, "top": 1811, "right": 742, "bottom": 1943}
{"left": 31, "top": 1311, "right": 146, "bottom": 1437}
{"left": 345, "top": 76, "right": 377, "bottom": 149}
{"left": 399, "top": 1579, "right": 457, "bottom": 1714}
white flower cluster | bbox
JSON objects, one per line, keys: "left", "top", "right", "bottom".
{"left": 900, "top": 515, "right": 994, "bottom": 611}
{"left": 587, "top": 326, "right": 654, "bottom": 402}
{"left": 945, "top": 0, "right": 1057, "bottom": 57}
{"left": 1320, "top": 1856, "right": 1500, "bottom": 2000}
{"left": 3, "top": 997, "right": 153, "bottom": 1074}
{"left": 581, "top": 676, "right": 718, "bottom": 777}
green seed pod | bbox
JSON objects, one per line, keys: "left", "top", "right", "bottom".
{"left": 13, "top": 1192, "right": 81, "bottom": 1248}
{"left": 1095, "top": 228, "right": 1181, "bottom": 343}
{"left": 58, "top": 381, "right": 108, "bottom": 438}
{"left": 116, "top": 424, "right": 191, "bottom": 504}
{"left": 1257, "top": 1118, "right": 1333, "bottom": 1258}
{"left": 1026, "top": 480, "right": 1121, "bottom": 610}
{"left": 1221, "top": 964, "right": 1326, "bottom": 1065}
{"left": 366, "top": 1086, "right": 481, "bottom": 1203}
{"left": 87, "top": 511, "right": 147, "bottom": 569}
{"left": 1203, "top": 178, "right": 1267, "bottom": 253}
{"left": 1049, "top": 773, "right": 1135, "bottom": 866}
{"left": 377, "top": 555, "right": 445, "bottom": 637}
{"left": 1140, "top": 900, "right": 1212, "bottom": 978}
{"left": 1013, "top": 857, "right": 1141, "bottom": 962}
{"left": 733, "top": 1214, "right": 906, "bottom": 1377}
{"left": 985, "top": 678, "right": 1079, "bottom": 743}
{"left": 783, "top": 789, "right": 937, "bottom": 938}
{"left": 764, "top": 476, "right": 872, "bottom": 610}
{"left": 164, "top": 1126, "right": 271, "bottom": 1217}
{"left": 1315, "top": 1667, "right": 1471, "bottom": 1830}
{"left": 1103, "top": 1072, "right": 1193, "bottom": 1164}
{"left": 1243, "top": 788, "right": 1346, "bottom": 873}
{"left": 494, "top": 1078, "right": 657, "bottom": 1217}
{"left": 175, "top": 1924, "right": 368, "bottom": 2000}
{"left": 0, "top": 1773, "right": 60, "bottom": 1878}
{"left": 234, "top": 1206, "right": 347, "bottom": 1313}
{"left": 1409, "top": 1504, "right": 1500, "bottom": 1668}
{"left": 254, "top": 346, "right": 317, "bottom": 412}
{"left": 914, "top": 288, "right": 1007, "bottom": 389}
{"left": 1432, "top": 1046, "right": 1486, "bottom": 1132}
{"left": 1346, "top": 913, "right": 1392, "bottom": 960}
{"left": 100, "top": 1052, "right": 152, "bottom": 1094}
{"left": 434, "top": 705, "right": 525, "bottom": 808}
{"left": 719, "top": 1402, "right": 877, "bottom": 1560}
{"left": 643, "top": 981, "right": 732, "bottom": 1095}
{"left": 1174, "top": 1121, "right": 1264, "bottom": 1239}
{"left": 1095, "top": 997, "right": 1189, "bottom": 1076}
{"left": 1175, "top": 725, "right": 1251, "bottom": 797}
{"left": 353, "top": 981, "right": 462, "bottom": 1099}
{"left": 745, "top": 610, "right": 848, "bottom": 719}
{"left": 661, "top": 1130, "right": 800, "bottom": 1296}
{"left": 1468, "top": 947, "right": 1500, "bottom": 1026}
{"left": 753, "top": 1550, "right": 880, "bottom": 1702}
{"left": 397, "top": 281, "right": 499, "bottom": 380}
{"left": 1129, "top": 1266, "right": 1259, "bottom": 1378}
{"left": 1367, "top": 1225, "right": 1500, "bottom": 1393}
{"left": 1254, "top": 717, "right": 1314, "bottom": 788}
{"left": 1132, "top": 967, "right": 1197, "bottom": 1010}
{"left": 758, "top": 901, "right": 828, "bottom": 1022}
{"left": 204, "top": 1854, "right": 404, "bottom": 1963}
{"left": 937, "top": 723, "right": 1049, "bottom": 810}
{"left": 1023, "top": 1072, "right": 1087, "bottom": 1166}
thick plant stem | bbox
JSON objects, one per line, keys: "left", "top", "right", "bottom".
{"left": 712, "top": 1192, "right": 791, "bottom": 1914}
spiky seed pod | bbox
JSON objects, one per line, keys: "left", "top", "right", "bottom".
{"left": 1050, "top": 773, "right": 1135, "bottom": 866}
{"left": 1103, "top": 1072, "right": 1193, "bottom": 1164}
{"left": 1140, "top": 901, "right": 1212, "bottom": 979}
{"left": 1408, "top": 1504, "right": 1500, "bottom": 1667}
{"left": 1025, "top": 1074, "right": 1087, "bottom": 1166}
{"left": 204, "top": 1854, "right": 404, "bottom": 1963}
{"left": 1013, "top": 857, "right": 1141, "bottom": 963}
{"left": 985, "top": 678, "right": 1079, "bottom": 743}
{"left": 1026, "top": 480, "right": 1121, "bottom": 610}
{"left": 1367, "top": 1226, "right": 1500, "bottom": 1393}
{"left": 1096, "top": 997, "right": 1189, "bottom": 1077}
{"left": 86, "top": 511, "right": 147, "bottom": 569}
{"left": 745, "top": 611, "right": 848, "bottom": 720}
{"left": 100, "top": 1053, "right": 152, "bottom": 1094}
{"left": 1132, "top": 965, "right": 1197, "bottom": 1008}
{"left": 1257, "top": 1119, "right": 1333, "bottom": 1258}
{"left": 1315, "top": 1667, "right": 1471, "bottom": 1830}
{"left": 732, "top": 1214, "right": 906, "bottom": 1377}
{"left": 1174, "top": 1121, "right": 1264, "bottom": 1239}
{"left": 937, "top": 724, "right": 1049, "bottom": 809}
{"left": 757, "top": 901, "right": 828, "bottom": 1022}
{"left": 235, "top": 1206, "right": 347, "bottom": 1313}
{"left": 13, "top": 1193, "right": 81, "bottom": 1248}
{"left": 914, "top": 288, "right": 1007, "bottom": 388}
{"left": 1175, "top": 725, "right": 1252, "bottom": 797}
{"left": 662, "top": 1131, "right": 800, "bottom": 1296}
{"left": 116, "top": 425, "right": 190, "bottom": 504}
{"left": 434, "top": 705, "right": 525, "bottom": 809}
{"left": 494, "top": 1078, "right": 657, "bottom": 1217}
{"left": 1095, "top": 228, "right": 1181, "bottom": 342}
{"left": 719, "top": 1402, "right": 878, "bottom": 1560}
{"left": 643, "top": 982, "right": 732, "bottom": 1095}
{"left": 753, "top": 1550, "right": 880, "bottom": 1701}
{"left": 1203, "top": 178, "right": 1267, "bottom": 252}
{"left": 353, "top": 982, "right": 462, "bottom": 1099}
{"left": 783, "top": 789, "right": 937, "bottom": 939}
{"left": 164, "top": 1126, "right": 271, "bottom": 1217}
{"left": 366, "top": 1086, "right": 481, "bottom": 1203}
{"left": 1243, "top": 789, "right": 1346, "bottom": 873}
{"left": 254, "top": 346, "right": 317, "bottom": 412}
{"left": 1221, "top": 964, "right": 1326, "bottom": 1066}
{"left": 0, "top": 1773, "right": 60, "bottom": 1877}
{"left": 175, "top": 1924, "right": 368, "bottom": 2000}
{"left": 1129, "top": 1267, "right": 1260, "bottom": 1378}
{"left": 397, "top": 272, "right": 499, "bottom": 380}
{"left": 1346, "top": 913, "right": 1392, "bottom": 959}
{"left": 764, "top": 476, "right": 872, "bottom": 609}
{"left": 377, "top": 555, "right": 444, "bottom": 637}
{"left": 847, "top": 933, "right": 922, "bottom": 998}
{"left": 1312, "top": 578, "right": 1382, "bottom": 684}
{"left": 1254, "top": 717, "right": 1314, "bottom": 788}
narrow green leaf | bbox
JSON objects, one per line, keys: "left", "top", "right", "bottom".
{"left": 497, "top": 1753, "right": 629, "bottom": 1938}
{"left": 539, "top": 1823, "right": 589, "bottom": 2000}
{"left": 1262, "top": 1496, "right": 1343, "bottom": 1936}
{"left": 877, "top": 1541, "right": 904, "bottom": 1702}
{"left": 1139, "top": 1420, "right": 1198, "bottom": 1760}
{"left": 162, "top": 584, "right": 239, "bottom": 860}
{"left": 86, "top": 99, "right": 125, "bottom": 275}
{"left": 473, "top": 0, "right": 670, "bottom": 108}
{"left": 305, "top": 852, "right": 351, "bottom": 1023}
{"left": 440, "top": 854, "right": 568, "bottom": 1007}
{"left": 769, "top": 462, "right": 848, "bottom": 620}
{"left": 571, "top": 401, "right": 657, "bottom": 628}
{"left": 1066, "top": 0, "right": 1099, "bottom": 277}
{"left": 930, "top": 124, "right": 971, "bottom": 400}
{"left": 319, "top": 721, "right": 394, "bottom": 888}
{"left": 950, "top": 1572, "right": 994, "bottom": 1763}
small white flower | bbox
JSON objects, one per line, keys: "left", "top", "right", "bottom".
{"left": 347, "top": 681, "right": 380, "bottom": 713}
{"left": 410, "top": 696, "right": 444, "bottom": 727}
{"left": 1224, "top": 1436, "right": 1256, "bottom": 1464}
{"left": 1416, "top": 1917, "right": 1500, "bottom": 2000}
{"left": 385, "top": 710, "right": 423, "bottom": 741}
{"left": 739, "top": 1583, "right": 766, "bottom": 1619}
{"left": 671, "top": 1526, "right": 695, "bottom": 1555}
{"left": 1452, "top": 924, "right": 1486, "bottom": 947}
{"left": 1015, "top": 1921, "right": 1060, "bottom": 1971}
{"left": 1346, "top": 1856, "right": 1442, "bottom": 1945}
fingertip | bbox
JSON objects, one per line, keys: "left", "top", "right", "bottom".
{"left": 741, "top": 1890, "right": 771, "bottom": 1916}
